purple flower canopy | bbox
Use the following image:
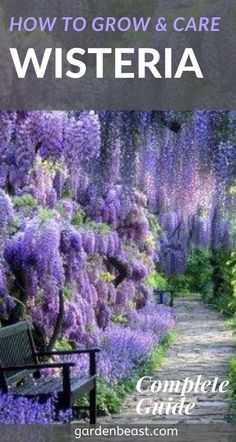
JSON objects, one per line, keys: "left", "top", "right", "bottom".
{"left": 0, "top": 110, "right": 234, "bottom": 422}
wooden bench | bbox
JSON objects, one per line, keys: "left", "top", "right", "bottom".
{"left": 154, "top": 289, "right": 174, "bottom": 307}
{"left": 0, "top": 321, "right": 100, "bottom": 424}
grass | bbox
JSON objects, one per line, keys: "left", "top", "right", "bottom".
{"left": 228, "top": 317, "right": 236, "bottom": 422}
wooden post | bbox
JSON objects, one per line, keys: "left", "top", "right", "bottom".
{"left": 89, "top": 352, "right": 97, "bottom": 424}
{"left": 62, "top": 365, "right": 71, "bottom": 409}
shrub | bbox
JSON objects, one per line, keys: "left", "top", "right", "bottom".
{"left": 226, "top": 251, "right": 236, "bottom": 313}
{"left": 166, "top": 274, "right": 192, "bottom": 295}
{"left": 98, "top": 304, "right": 176, "bottom": 383}
{"left": 208, "top": 247, "right": 234, "bottom": 315}
{"left": 0, "top": 393, "right": 72, "bottom": 424}
{"left": 228, "top": 319, "right": 236, "bottom": 421}
{"left": 146, "top": 271, "right": 167, "bottom": 290}
{"left": 79, "top": 330, "right": 178, "bottom": 416}
{"left": 164, "top": 247, "right": 213, "bottom": 296}
{"left": 186, "top": 247, "right": 213, "bottom": 295}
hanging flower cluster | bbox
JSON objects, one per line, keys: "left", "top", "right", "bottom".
{"left": 0, "top": 109, "right": 234, "bottom": 420}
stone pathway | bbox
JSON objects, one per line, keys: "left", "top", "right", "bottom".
{"left": 102, "top": 296, "right": 234, "bottom": 424}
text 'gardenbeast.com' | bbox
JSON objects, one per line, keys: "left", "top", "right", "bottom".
{"left": 74, "top": 425, "right": 178, "bottom": 439}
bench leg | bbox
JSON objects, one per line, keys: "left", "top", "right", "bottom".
{"left": 89, "top": 384, "right": 97, "bottom": 424}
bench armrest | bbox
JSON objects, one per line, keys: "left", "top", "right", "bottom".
{"left": 36, "top": 348, "right": 100, "bottom": 376}
{"left": 36, "top": 348, "right": 101, "bottom": 356}
{"left": 0, "top": 362, "right": 75, "bottom": 372}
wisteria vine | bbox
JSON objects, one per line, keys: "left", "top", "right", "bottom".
{"left": 0, "top": 110, "right": 235, "bottom": 422}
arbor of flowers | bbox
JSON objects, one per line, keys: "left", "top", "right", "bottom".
{"left": 0, "top": 110, "right": 235, "bottom": 421}
{"left": 0, "top": 111, "right": 161, "bottom": 351}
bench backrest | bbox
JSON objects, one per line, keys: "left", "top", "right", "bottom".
{"left": 0, "top": 321, "right": 38, "bottom": 388}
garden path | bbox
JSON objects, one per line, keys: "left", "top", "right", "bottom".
{"left": 102, "top": 296, "right": 234, "bottom": 424}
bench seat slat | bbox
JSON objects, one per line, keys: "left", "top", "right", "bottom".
{"left": 6, "top": 369, "right": 35, "bottom": 385}
{"left": 14, "top": 374, "right": 96, "bottom": 397}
